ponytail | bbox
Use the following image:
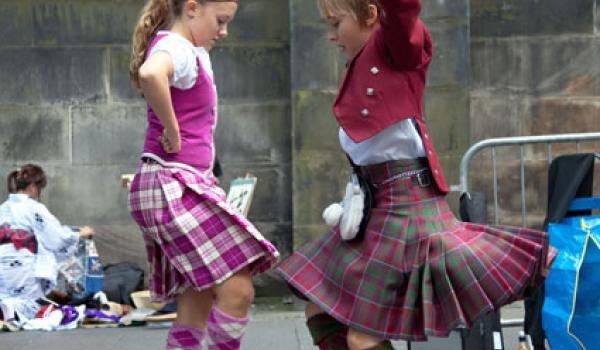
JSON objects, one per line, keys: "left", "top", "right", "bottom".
{"left": 7, "top": 170, "right": 18, "bottom": 194}
{"left": 129, "top": 0, "right": 174, "bottom": 90}
{"left": 6, "top": 164, "right": 47, "bottom": 194}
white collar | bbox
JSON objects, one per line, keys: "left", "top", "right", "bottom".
{"left": 8, "top": 193, "right": 30, "bottom": 201}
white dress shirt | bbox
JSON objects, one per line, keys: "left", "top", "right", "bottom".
{"left": 340, "top": 118, "right": 426, "bottom": 165}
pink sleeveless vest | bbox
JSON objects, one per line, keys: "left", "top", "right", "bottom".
{"left": 142, "top": 33, "right": 217, "bottom": 172}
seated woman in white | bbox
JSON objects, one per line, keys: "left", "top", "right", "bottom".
{"left": 0, "top": 164, "right": 94, "bottom": 323}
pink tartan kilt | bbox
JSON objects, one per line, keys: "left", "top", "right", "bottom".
{"left": 128, "top": 162, "right": 279, "bottom": 302}
{"left": 277, "top": 158, "right": 557, "bottom": 341}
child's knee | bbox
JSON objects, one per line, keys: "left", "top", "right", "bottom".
{"left": 216, "top": 277, "right": 255, "bottom": 311}
{"left": 232, "top": 283, "right": 255, "bottom": 308}
{"left": 346, "top": 329, "right": 387, "bottom": 350}
{"left": 305, "top": 302, "right": 323, "bottom": 319}
{"left": 346, "top": 331, "right": 362, "bottom": 349}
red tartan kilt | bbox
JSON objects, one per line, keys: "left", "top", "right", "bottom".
{"left": 277, "top": 158, "right": 556, "bottom": 341}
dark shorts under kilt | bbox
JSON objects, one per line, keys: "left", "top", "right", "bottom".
{"left": 277, "top": 158, "right": 556, "bottom": 341}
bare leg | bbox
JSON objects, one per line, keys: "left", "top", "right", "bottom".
{"left": 166, "top": 288, "right": 213, "bottom": 350}
{"left": 347, "top": 328, "right": 390, "bottom": 350}
{"left": 213, "top": 267, "right": 255, "bottom": 317}
{"left": 175, "top": 287, "right": 214, "bottom": 328}
{"left": 206, "top": 268, "right": 254, "bottom": 350}
{"left": 306, "top": 301, "right": 325, "bottom": 319}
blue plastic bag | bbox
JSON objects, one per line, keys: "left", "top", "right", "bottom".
{"left": 543, "top": 215, "right": 600, "bottom": 350}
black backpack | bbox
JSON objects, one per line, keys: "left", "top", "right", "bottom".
{"left": 102, "top": 262, "right": 144, "bottom": 306}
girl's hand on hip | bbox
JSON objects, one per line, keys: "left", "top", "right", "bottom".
{"left": 79, "top": 226, "right": 96, "bottom": 238}
{"left": 161, "top": 127, "right": 181, "bottom": 153}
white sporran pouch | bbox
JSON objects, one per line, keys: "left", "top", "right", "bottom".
{"left": 322, "top": 174, "right": 365, "bottom": 241}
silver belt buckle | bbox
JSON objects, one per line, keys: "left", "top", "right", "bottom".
{"left": 416, "top": 172, "right": 431, "bottom": 187}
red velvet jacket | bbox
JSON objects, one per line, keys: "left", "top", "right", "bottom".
{"left": 333, "top": 0, "right": 449, "bottom": 193}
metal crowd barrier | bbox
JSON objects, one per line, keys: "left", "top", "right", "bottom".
{"left": 455, "top": 132, "right": 600, "bottom": 225}
{"left": 453, "top": 132, "right": 600, "bottom": 328}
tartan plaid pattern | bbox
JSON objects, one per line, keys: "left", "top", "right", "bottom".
{"left": 206, "top": 306, "right": 249, "bottom": 350}
{"left": 166, "top": 323, "right": 206, "bottom": 350}
{"left": 129, "top": 162, "right": 279, "bottom": 302}
{"left": 278, "top": 159, "right": 556, "bottom": 341}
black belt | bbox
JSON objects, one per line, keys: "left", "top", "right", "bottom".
{"left": 370, "top": 168, "right": 432, "bottom": 188}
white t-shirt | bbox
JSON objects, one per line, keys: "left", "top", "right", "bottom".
{"left": 339, "top": 118, "right": 426, "bottom": 165}
{"left": 148, "top": 31, "right": 214, "bottom": 89}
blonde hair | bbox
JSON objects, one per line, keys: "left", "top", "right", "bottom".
{"left": 129, "top": 0, "right": 237, "bottom": 90}
{"left": 317, "top": 0, "right": 380, "bottom": 25}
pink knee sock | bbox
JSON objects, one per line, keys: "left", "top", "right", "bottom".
{"left": 206, "top": 307, "right": 249, "bottom": 350}
{"left": 166, "top": 323, "right": 206, "bottom": 350}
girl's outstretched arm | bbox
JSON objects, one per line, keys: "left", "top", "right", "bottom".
{"left": 32, "top": 202, "right": 79, "bottom": 252}
{"left": 378, "top": 0, "right": 432, "bottom": 71}
{"left": 139, "top": 52, "right": 181, "bottom": 153}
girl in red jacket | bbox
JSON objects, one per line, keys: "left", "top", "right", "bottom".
{"left": 277, "top": 1, "right": 556, "bottom": 349}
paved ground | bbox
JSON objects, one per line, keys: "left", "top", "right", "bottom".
{"left": 0, "top": 300, "right": 527, "bottom": 350}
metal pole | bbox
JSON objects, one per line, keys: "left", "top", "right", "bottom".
{"left": 492, "top": 147, "right": 499, "bottom": 225}
{"left": 520, "top": 145, "right": 526, "bottom": 226}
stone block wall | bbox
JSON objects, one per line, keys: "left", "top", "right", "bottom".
{"left": 0, "top": 0, "right": 149, "bottom": 268}
{"left": 470, "top": 0, "right": 600, "bottom": 227}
